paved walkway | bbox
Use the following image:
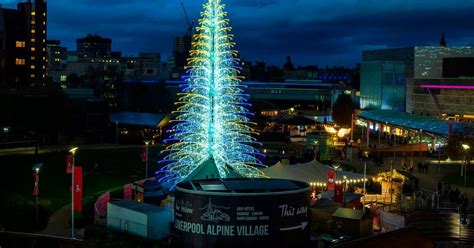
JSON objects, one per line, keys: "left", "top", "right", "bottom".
{"left": 0, "top": 144, "right": 158, "bottom": 157}
{"left": 38, "top": 204, "right": 85, "bottom": 239}
{"left": 341, "top": 147, "right": 474, "bottom": 209}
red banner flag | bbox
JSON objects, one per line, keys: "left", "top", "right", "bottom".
{"left": 334, "top": 184, "right": 343, "bottom": 203}
{"left": 123, "top": 183, "right": 132, "bottom": 200}
{"left": 32, "top": 174, "right": 39, "bottom": 196}
{"left": 327, "top": 170, "right": 335, "bottom": 191}
{"left": 73, "top": 166, "right": 83, "bottom": 212}
{"left": 66, "top": 155, "right": 73, "bottom": 174}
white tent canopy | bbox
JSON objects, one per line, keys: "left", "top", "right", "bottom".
{"left": 263, "top": 160, "right": 366, "bottom": 184}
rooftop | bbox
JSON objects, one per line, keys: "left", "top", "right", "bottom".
{"left": 357, "top": 109, "right": 450, "bottom": 136}
{"left": 108, "top": 112, "right": 169, "bottom": 127}
{"left": 332, "top": 207, "right": 365, "bottom": 220}
{"left": 176, "top": 178, "right": 309, "bottom": 194}
{"left": 109, "top": 200, "right": 164, "bottom": 214}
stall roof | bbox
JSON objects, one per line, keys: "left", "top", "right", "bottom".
{"left": 357, "top": 109, "right": 450, "bottom": 136}
{"left": 109, "top": 200, "right": 165, "bottom": 214}
{"left": 332, "top": 207, "right": 364, "bottom": 220}
{"left": 109, "top": 112, "right": 168, "bottom": 127}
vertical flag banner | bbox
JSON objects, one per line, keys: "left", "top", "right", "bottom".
{"left": 66, "top": 155, "right": 73, "bottom": 174}
{"left": 327, "top": 170, "right": 335, "bottom": 191}
{"left": 32, "top": 173, "right": 39, "bottom": 196}
{"left": 74, "top": 166, "right": 83, "bottom": 212}
{"left": 123, "top": 184, "right": 132, "bottom": 200}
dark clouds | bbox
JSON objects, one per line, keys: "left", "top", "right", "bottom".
{"left": 38, "top": 0, "right": 474, "bottom": 66}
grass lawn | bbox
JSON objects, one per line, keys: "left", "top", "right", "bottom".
{"left": 0, "top": 146, "right": 162, "bottom": 230}
{"left": 444, "top": 173, "right": 474, "bottom": 187}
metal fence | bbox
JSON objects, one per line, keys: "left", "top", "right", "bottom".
{"left": 415, "top": 188, "right": 439, "bottom": 210}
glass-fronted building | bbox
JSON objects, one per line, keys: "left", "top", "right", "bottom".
{"left": 360, "top": 61, "right": 407, "bottom": 112}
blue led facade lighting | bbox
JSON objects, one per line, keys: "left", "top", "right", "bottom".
{"left": 158, "top": 0, "right": 264, "bottom": 185}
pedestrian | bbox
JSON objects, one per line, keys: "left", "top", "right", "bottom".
{"left": 455, "top": 188, "right": 461, "bottom": 203}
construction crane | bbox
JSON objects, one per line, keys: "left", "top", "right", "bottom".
{"left": 180, "top": 2, "right": 195, "bottom": 37}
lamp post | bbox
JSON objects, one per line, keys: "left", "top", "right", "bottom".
{"left": 419, "top": 129, "right": 423, "bottom": 157}
{"left": 32, "top": 163, "right": 43, "bottom": 224}
{"left": 144, "top": 140, "right": 151, "bottom": 179}
{"left": 363, "top": 151, "right": 369, "bottom": 212}
{"left": 462, "top": 144, "right": 470, "bottom": 187}
{"left": 69, "top": 147, "right": 78, "bottom": 239}
{"left": 115, "top": 121, "right": 119, "bottom": 145}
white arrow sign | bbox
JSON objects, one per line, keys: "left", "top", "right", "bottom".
{"left": 280, "top": 221, "right": 308, "bottom": 231}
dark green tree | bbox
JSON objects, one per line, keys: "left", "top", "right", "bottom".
{"left": 332, "top": 93, "right": 354, "bottom": 127}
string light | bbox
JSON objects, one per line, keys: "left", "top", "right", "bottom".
{"left": 158, "top": 0, "right": 264, "bottom": 185}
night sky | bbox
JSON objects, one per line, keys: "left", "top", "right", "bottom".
{"left": 4, "top": 0, "right": 474, "bottom": 66}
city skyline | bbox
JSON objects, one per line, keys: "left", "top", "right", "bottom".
{"left": 4, "top": 0, "right": 474, "bottom": 67}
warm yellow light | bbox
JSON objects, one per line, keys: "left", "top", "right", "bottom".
{"left": 35, "top": 168, "right": 40, "bottom": 173}
{"left": 337, "top": 128, "right": 351, "bottom": 138}
{"left": 462, "top": 144, "right": 470, "bottom": 150}
{"left": 30, "top": 65, "right": 35, "bottom": 69}
{"left": 15, "top": 58, "right": 25, "bottom": 65}
{"left": 324, "top": 126, "right": 337, "bottom": 134}
{"left": 31, "top": 11, "right": 36, "bottom": 16}
{"left": 30, "top": 74, "right": 35, "bottom": 78}
{"left": 31, "top": 47, "right": 35, "bottom": 51}
{"left": 69, "top": 147, "right": 79, "bottom": 155}
{"left": 290, "top": 107, "right": 295, "bottom": 112}
{"left": 15, "top": 41, "right": 26, "bottom": 48}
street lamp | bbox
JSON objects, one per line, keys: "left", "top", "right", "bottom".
{"left": 363, "top": 151, "right": 369, "bottom": 212}
{"left": 69, "top": 147, "right": 78, "bottom": 239}
{"left": 144, "top": 140, "right": 151, "bottom": 179}
{"left": 32, "top": 163, "right": 43, "bottom": 224}
{"left": 462, "top": 144, "right": 470, "bottom": 186}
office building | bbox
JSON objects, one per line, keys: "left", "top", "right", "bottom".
{"left": 0, "top": 0, "right": 47, "bottom": 88}
{"left": 76, "top": 34, "right": 118, "bottom": 61}
{"left": 360, "top": 34, "right": 474, "bottom": 113}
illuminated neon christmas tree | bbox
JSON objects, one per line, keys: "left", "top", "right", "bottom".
{"left": 159, "top": 0, "right": 264, "bottom": 185}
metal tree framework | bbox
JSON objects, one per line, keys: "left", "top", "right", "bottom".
{"left": 159, "top": 0, "right": 264, "bottom": 185}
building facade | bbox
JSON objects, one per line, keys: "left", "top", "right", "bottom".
{"left": 0, "top": 0, "right": 47, "bottom": 88}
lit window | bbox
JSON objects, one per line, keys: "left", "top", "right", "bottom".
{"left": 31, "top": 47, "right": 35, "bottom": 51}
{"left": 42, "top": 74, "right": 45, "bottom": 78}
{"left": 43, "top": 12, "right": 46, "bottom": 17}
{"left": 42, "top": 48, "right": 45, "bottom": 51}
{"left": 31, "top": 56, "right": 36, "bottom": 60}
{"left": 60, "top": 75, "right": 67, "bottom": 82}
{"left": 15, "top": 41, "right": 26, "bottom": 47}
{"left": 31, "top": 38, "right": 36, "bottom": 42}
{"left": 31, "top": 29, "right": 36, "bottom": 34}
{"left": 31, "top": 20, "right": 35, "bottom": 25}
{"left": 15, "top": 58, "right": 26, "bottom": 65}
{"left": 42, "top": 65, "right": 45, "bottom": 69}
{"left": 42, "top": 30, "right": 45, "bottom": 34}
{"left": 42, "top": 57, "right": 46, "bottom": 60}
{"left": 31, "top": 11, "right": 36, "bottom": 16}
{"left": 42, "top": 21, "right": 46, "bottom": 25}
{"left": 42, "top": 39, "right": 46, "bottom": 43}
{"left": 31, "top": 65, "right": 35, "bottom": 69}
{"left": 30, "top": 74, "right": 35, "bottom": 78}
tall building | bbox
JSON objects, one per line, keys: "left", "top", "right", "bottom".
{"left": 0, "top": 0, "right": 47, "bottom": 88}
{"left": 76, "top": 34, "right": 113, "bottom": 61}
{"left": 360, "top": 61, "right": 407, "bottom": 111}
{"left": 46, "top": 40, "right": 68, "bottom": 85}
{"left": 169, "top": 34, "right": 192, "bottom": 80}
{"left": 360, "top": 34, "right": 474, "bottom": 120}
{"left": 414, "top": 46, "right": 474, "bottom": 79}
{"left": 407, "top": 46, "right": 474, "bottom": 121}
